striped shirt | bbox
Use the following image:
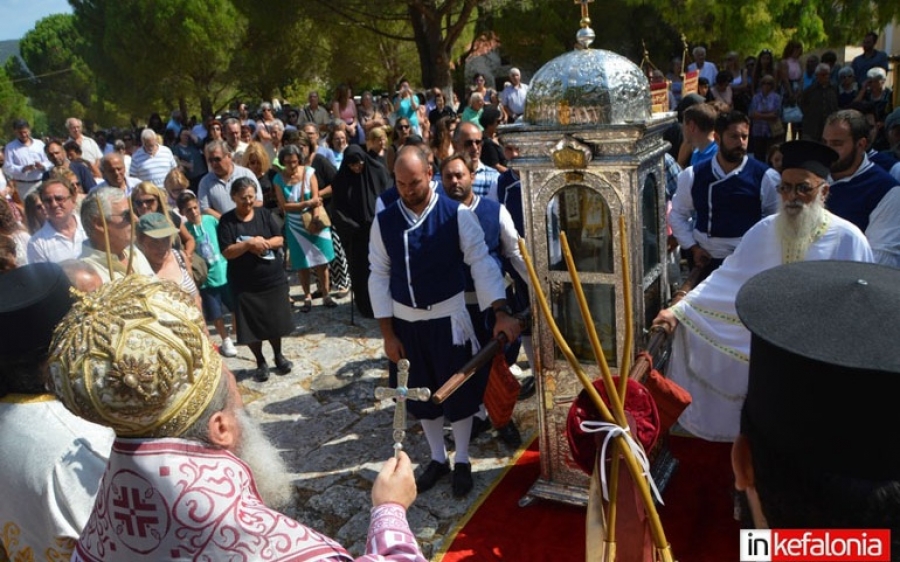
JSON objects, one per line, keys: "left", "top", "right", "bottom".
{"left": 129, "top": 145, "right": 177, "bottom": 186}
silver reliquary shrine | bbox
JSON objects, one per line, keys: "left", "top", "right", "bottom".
{"left": 501, "top": 14, "right": 675, "bottom": 505}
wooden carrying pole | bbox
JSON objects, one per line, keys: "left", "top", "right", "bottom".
{"left": 518, "top": 236, "right": 675, "bottom": 562}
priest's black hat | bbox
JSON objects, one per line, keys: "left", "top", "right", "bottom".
{"left": 0, "top": 262, "right": 73, "bottom": 359}
{"left": 779, "top": 140, "right": 838, "bottom": 179}
{"left": 736, "top": 260, "right": 900, "bottom": 481}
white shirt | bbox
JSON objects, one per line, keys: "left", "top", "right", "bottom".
{"left": 500, "top": 83, "right": 529, "bottom": 117}
{"left": 129, "top": 145, "right": 177, "bottom": 186}
{"left": 70, "top": 136, "right": 104, "bottom": 165}
{"left": 80, "top": 243, "right": 156, "bottom": 284}
{"left": 90, "top": 176, "right": 142, "bottom": 197}
{"left": 368, "top": 193, "right": 506, "bottom": 320}
{"left": 687, "top": 61, "right": 719, "bottom": 83}
{"left": 669, "top": 158, "right": 779, "bottom": 259}
{"left": 26, "top": 215, "right": 88, "bottom": 264}
{"left": 3, "top": 137, "right": 50, "bottom": 183}
{"left": 828, "top": 155, "right": 900, "bottom": 268}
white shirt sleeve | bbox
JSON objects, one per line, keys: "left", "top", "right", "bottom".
{"left": 367, "top": 218, "right": 393, "bottom": 319}
{"left": 498, "top": 204, "right": 530, "bottom": 285}
{"left": 865, "top": 185, "right": 900, "bottom": 268}
{"left": 458, "top": 206, "right": 505, "bottom": 310}
{"left": 890, "top": 162, "right": 900, "bottom": 184}
{"left": 761, "top": 168, "right": 781, "bottom": 216}
{"left": 669, "top": 166, "right": 697, "bottom": 250}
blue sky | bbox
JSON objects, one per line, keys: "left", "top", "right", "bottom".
{"left": 0, "top": 0, "right": 72, "bottom": 41}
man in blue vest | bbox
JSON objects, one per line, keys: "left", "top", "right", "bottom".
{"left": 441, "top": 152, "right": 530, "bottom": 447}
{"left": 670, "top": 110, "right": 779, "bottom": 275}
{"left": 822, "top": 109, "right": 900, "bottom": 267}
{"left": 368, "top": 146, "right": 521, "bottom": 497}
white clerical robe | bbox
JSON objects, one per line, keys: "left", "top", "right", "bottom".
{"left": 668, "top": 212, "right": 873, "bottom": 442}
{"left": 0, "top": 395, "right": 114, "bottom": 562}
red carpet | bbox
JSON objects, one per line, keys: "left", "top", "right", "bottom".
{"left": 437, "top": 436, "right": 739, "bottom": 562}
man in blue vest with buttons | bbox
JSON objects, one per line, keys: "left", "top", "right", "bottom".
{"left": 670, "top": 110, "right": 779, "bottom": 276}
{"left": 441, "top": 152, "right": 530, "bottom": 446}
{"left": 822, "top": 109, "right": 900, "bottom": 267}
{"left": 368, "top": 146, "right": 521, "bottom": 497}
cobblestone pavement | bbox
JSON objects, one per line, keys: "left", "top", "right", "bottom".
{"left": 224, "top": 286, "right": 539, "bottom": 560}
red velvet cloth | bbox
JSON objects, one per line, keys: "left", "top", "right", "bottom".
{"left": 438, "top": 436, "right": 739, "bottom": 562}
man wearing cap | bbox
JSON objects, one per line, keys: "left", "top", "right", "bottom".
{"left": 669, "top": 110, "right": 780, "bottom": 275}
{"left": 3, "top": 118, "right": 51, "bottom": 200}
{"left": 79, "top": 187, "right": 155, "bottom": 283}
{"left": 49, "top": 275, "right": 427, "bottom": 561}
{"left": 733, "top": 261, "right": 900, "bottom": 550}
{"left": 0, "top": 263, "right": 114, "bottom": 561}
{"left": 822, "top": 109, "right": 900, "bottom": 267}
{"left": 654, "top": 140, "right": 873, "bottom": 442}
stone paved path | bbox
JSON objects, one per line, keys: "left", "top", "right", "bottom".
{"left": 224, "top": 287, "right": 539, "bottom": 560}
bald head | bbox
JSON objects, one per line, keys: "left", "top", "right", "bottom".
{"left": 100, "top": 153, "right": 127, "bottom": 188}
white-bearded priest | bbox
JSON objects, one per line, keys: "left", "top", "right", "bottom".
{"left": 653, "top": 140, "right": 874, "bottom": 442}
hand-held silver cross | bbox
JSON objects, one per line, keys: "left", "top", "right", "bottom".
{"left": 374, "top": 358, "right": 431, "bottom": 457}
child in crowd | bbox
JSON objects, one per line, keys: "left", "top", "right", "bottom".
{"left": 177, "top": 191, "right": 237, "bottom": 357}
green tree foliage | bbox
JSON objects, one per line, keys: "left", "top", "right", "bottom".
{"left": 493, "top": 0, "right": 682, "bottom": 75}
{"left": 0, "top": 66, "right": 34, "bottom": 135}
{"left": 629, "top": 0, "right": 900, "bottom": 59}
{"left": 4, "top": 14, "right": 95, "bottom": 135}
{"left": 228, "top": 1, "right": 322, "bottom": 105}
{"left": 71, "top": 0, "right": 247, "bottom": 118}
{"left": 307, "top": 0, "right": 511, "bottom": 88}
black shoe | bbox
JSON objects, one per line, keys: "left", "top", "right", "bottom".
{"left": 274, "top": 355, "right": 293, "bottom": 375}
{"left": 416, "top": 460, "right": 451, "bottom": 493}
{"left": 518, "top": 376, "right": 536, "bottom": 400}
{"left": 254, "top": 364, "right": 270, "bottom": 382}
{"left": 452, "top": 462, "right": 473, "bottom": 497}
{"left": 470, "top": 416, "right": 492, "bottom": 440}
{"left": 497, "top": 420, "right": 522, "bottom": 448}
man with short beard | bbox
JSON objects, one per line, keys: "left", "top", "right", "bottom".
{"left": 653, "top": 140, "right": 873, "bottom": 443}
{"left": 49, "top": 276, "right": 427, "bottom": 561}
{"left": 822, "top": 109, "right": 900, "bottom": 267}
{"left": 670, "top": 110, "right": 780, "bottom": 277}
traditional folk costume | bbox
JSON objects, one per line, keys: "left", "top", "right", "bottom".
{"left": 48, "top": 276, "right": 427, "bottom": 562}
{"left": 826, "top": 154, "right": 900, "bottom": 267}
{"left": 369, "top": 192, "right": 506, "bottom": 422}
{"left": 0, "top": 264, "right": 114, "bottom": 562}
{"left": 668, "top": 141, "right": 874, "bottom": 442}
{"left": 670, "top": 156, "right": 779, "bottom": 264}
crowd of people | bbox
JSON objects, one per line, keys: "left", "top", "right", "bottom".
{"left": 1, "top": 32, "right": 899, "bottom": 560}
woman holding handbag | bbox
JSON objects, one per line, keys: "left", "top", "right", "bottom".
{"left": 273, "top": 143, "right": 335, "bottom": 312}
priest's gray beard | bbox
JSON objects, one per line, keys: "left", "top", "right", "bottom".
{"left": 775, "top": 193, "right": 827, "bottom": 262}
{"left": 235, "top": 409, "right": 295, "bottom": 510}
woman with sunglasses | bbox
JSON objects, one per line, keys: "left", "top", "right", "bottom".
{"left": 386, "top": 118, "right": 412, "bottom": 173}
{"left": 131, "top": 182, "right": 196, "bottom": 257}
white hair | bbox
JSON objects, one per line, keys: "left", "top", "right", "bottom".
{"left": 867, "top": 67, "right": 886, "bottom": 81}
{"left": 65, "top": 117, "right": 82, "bottom": 129}
{"left": 693, "top": 46, "right": 706, "bottom": 58}
{"left": 140, "top": 128, "right": 157, "bottom": 143}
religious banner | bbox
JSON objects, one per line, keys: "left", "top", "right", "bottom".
{"left": 650, "top": 81, "right": 669, "bottom": 113}
{"left": 682, "top": 69, "right": 699, "bottom": 96}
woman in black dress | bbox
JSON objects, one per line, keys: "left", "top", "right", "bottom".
{"left": 217, "top": 177, "right": 294, "bottom": 382}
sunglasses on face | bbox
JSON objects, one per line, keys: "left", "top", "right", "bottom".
{"left": 208, "top": 156, "right": 225, "bottom": 163}
{"left": 41, "top": 194, "right": 70, "bottom": 204}
{"left": 398, "top": 124, "right": 410, "bottom": 130}
{"left": 135, "top": 198, "right": 157, "bottom": 207}
{"left": 464, "top": 139, "right": 483, "bottom": 147}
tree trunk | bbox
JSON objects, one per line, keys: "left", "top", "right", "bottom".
{"left": 408, "top": 4, "right": 452, "bottom": 89}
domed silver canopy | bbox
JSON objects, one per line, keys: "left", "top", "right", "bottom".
{"left": 524, "top": 47, "right": 651, "bottom": 127}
